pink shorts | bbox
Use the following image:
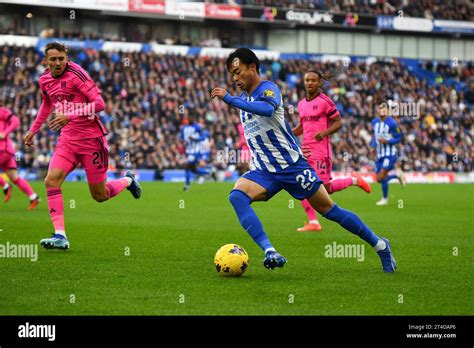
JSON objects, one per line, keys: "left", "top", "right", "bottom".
{"left": 0, "top": 152, "right": 17, "bottom": 171}
{"left": 308, "top": 157, "right": 332, "bottom": 184}
{"left": 49, "top": 136, "right": 109, "bottom": 184}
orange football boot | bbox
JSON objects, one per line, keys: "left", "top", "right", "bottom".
{"left": 297, "top": 221, "right": 322, "bottom": 232}
{"left": 28, "top": 197, "right": 40, "bottom": 210}
{"left": 352, "top": 172, "right": 371, "bottom": 193}
{"left": 4, "top": 185, "right": 12, "bottom": 203}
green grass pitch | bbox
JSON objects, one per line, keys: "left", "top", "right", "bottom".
{"left": 0, "top": 182, "right": 472, "bottom": 315}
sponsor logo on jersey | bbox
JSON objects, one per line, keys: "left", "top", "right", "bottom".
{"left": 263, "top": 89, "right": 275, "bottom": 98}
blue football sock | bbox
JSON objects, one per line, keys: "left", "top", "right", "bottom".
{"left": 323, "top": 204, "right": 380, "bottom": 247}
{"left": 196, "top": 166, "right": 211, "bottom": 176}
{"left": 386, "top": 174, "right": 398, "bottom": 182}
{"left": 381, "top": 180, "right": 389, "bottom": 198}
{"left": 185, "top": 169, "right": 191, "bottom": 186}
{"left": 229, "top": 189, "right": 273, "bottom": 252}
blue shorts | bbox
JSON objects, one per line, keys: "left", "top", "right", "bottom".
{"left": 242, "top": 158, "right": 323, "bottom": 201}
{"left": 375, "top": 156, "right": 397, "bottom": 173}
{"left": 197, "top": 153, "right": 211, "bottom": 163}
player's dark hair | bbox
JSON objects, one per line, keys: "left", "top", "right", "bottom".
{"left": 305, "top": 69, "right": 331, "bottom": 91}
{"left": 226, "top": 48, "right": 260, "bottom": 74}
{"left": 44, "top": 42, "right": 67, "bottom": 56}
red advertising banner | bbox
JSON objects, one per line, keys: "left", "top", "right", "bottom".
{"left": 205, "top": 3, "right": 241, "bottom": 20}
{"left": 129, "top": 0, "right": 165, "bottom": 14}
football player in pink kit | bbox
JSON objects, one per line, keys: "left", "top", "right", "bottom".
{"left": 0, "top": 103, "right": 39, "bottom": 209}
{"left": 292, "top": 70, "right": 371, "bottom": 232}
{"left": 23, "top": 42, "right": 141, "bottom": 250}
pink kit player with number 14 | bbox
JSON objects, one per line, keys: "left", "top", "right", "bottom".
{"left": 292, "top": 69, "right": 371, "bottom": 232}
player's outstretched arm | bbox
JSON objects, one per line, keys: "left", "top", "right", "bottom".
{"left": 368, "top": 123, "right": 377, "bottom": 156}
{"left": 223, "top": 94, "right": 275, "bottom": 117}
{"left": 315, "top": 114, "right": 342, "bottom": 141}
{"left": 327, "top": 114, "right": 342, "bottom": 134}
{"left": 369, "top": 121, "right": 377, "bottom": 147}
{"left": 0, "top": 114, "right": 20, "bottom": 139}
{"left": 292, "top": 123, "right": 303, "bottom": 136}
{"left": 387, "top": 124, "right": 402, "bottom": 145}
{"left": 211, "top": 88, "right": 275, "bottom": 117}
{"left": 24, "top": 95, "right": 53, "bottom": 147}
{"left": 49, "top": 112, "right": 68, "bottom": 131}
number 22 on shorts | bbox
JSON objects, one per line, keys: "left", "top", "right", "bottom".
{"left": 296, "top": 169, "right": 316, "bottom": 190}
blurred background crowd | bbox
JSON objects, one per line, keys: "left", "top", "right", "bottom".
{"left": 1, "top": 0, "right": 472, "bottom": 41}
{"left": 1, "top": 44, "right": 472, "bottom": 177}
{"left": 206, "top": 0, "right": 472, "bottom": 21}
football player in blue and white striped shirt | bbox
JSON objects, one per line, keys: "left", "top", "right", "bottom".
{"left": 180, "top": 115, "right": 203, "bottom": 191}
{"left": 195, "top": 128, "right": 217, "bottom": 184}
{"left": 211, "top": 48, "right": 396, "bottom": 272}
{"left": 371, "top": 102, "right": 406, "bottom": 206}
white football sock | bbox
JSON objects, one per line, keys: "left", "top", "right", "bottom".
{"left": 373, "top": 239, "right": 387, "bottom": 251}
{"left": 55, "top": 230, "right": 66, "bottom": 237}
{"left": 309, "top": 219, "right": 319, "bottom": 224}
{"left": 352, "top": 177, "right": 357, "bottom": 185}
{"left": 3, "top": 183, "right": 9, "bottom": 190}
{"left": 29, "top": 193, "right": 37, "bottom": 201}
{"left": 124, "top": 177, "right": 133, "bottom": 186}
{"left": 264, "top": 247, "right": 276, "bottom": 254}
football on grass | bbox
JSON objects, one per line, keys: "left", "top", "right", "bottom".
{"left": 214, "top": 244, "right": 249, "bottom": 277}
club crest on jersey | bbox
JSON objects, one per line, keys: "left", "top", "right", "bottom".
{"left": 263, "top": 89, "right": 275, "bottom": 98}
{"left": 61, "top": 81, "right": 66, "bottom": 89}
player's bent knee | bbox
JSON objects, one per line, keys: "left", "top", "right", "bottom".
{"left": 316, "top": 201, "right": 334, "bottom": 215}
{"left": 44, "top": 175, "right": 61, "bottom": 188}
{"left": 307, "top": 188, "right": 334, "bottom": 215}
{"left": 6, "top": 171, "right": 18, "bottom": 182}
{"left": 92, "top": 193, "right": 108, "bottom": 203}
{"left": 91, "top": 189, "right": 108, "bottom": 203}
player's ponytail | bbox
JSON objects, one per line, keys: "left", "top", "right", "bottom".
{"left": 305, "top": 69, "right": 331, "bottom": 91}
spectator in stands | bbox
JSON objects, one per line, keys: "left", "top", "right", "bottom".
{"left": 1, "top": 45, "right": 471, "bottom": 176}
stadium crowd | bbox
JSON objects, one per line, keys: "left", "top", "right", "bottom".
{"left": 209, "top": 0, "right": 472, "bottom": 21}
{"left": 0, "top": 44, "right": 472, "bottom": 177}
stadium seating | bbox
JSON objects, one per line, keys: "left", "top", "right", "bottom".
{"left": 0, "top": 44, "right": 471, "bottom": 176}
{"left": 207, "top": 0, "right": 472, "bottom": 21}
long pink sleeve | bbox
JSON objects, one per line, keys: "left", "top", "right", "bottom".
{"left": 30, "top": 96, "right": 53, "bottom": 134}
{"left": 3, "top": 115, "right": 20, "bottom": 135}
